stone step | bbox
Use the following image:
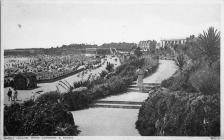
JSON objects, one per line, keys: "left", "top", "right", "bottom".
{"left": 127, "top": 85, "right": 160, "bottom": 93}
{"left": 95, "top": 100, "right": 143, "bottom": 105}
{"left": 95, "top": 103, "right": 141, "bottom": 107}
{"left": 91, "top": 100, "right": 143, "bottom": 109}
{"left": 129, "top": 83, "right": 160, "bottom": 87}
{"left": 126, "top": 88, "right": 150, "bottom": 93}
{"left": 90, "top": 104, "right": 141, "bottom": 109}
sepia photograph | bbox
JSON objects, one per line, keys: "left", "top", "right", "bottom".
{"left": 1, "top": 0, "right": 223, "bottom": 139}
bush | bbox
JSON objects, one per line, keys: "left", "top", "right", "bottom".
{"left": 175, "top": 54, "right": 185, "bottom": 71}
{"left": 90, "top": 84, "right": 105, "bottom": 99}
{"left": 212, "top": 59, "right": 220, "bottom": 74}
{"left": 147, "top": 27, "right": 220, "bottom": 136}
{"left": 136, "top": 89, "right": 220, "bottom": 136}
{"left": 106, "top": 62, "right": 114, "bottom": 72}
{"left": 73, "top": 75, "right": 105, "bottom": 89}
{"left": 118, "top": 65, "right": 136, "bottom": 77}
{"left": 63, "top": 90, "right": 92, "bottom": 110}
{"left": 73, "top": 80, "right": 91, "bottom": 89}
{"left": 189, "top": 67, "right": 220, "bottom": 95}
{"left": 160, "top": 60, "right": 214, "bottom": 93}
{"left": 100, "top": 70, "right": 108, "bottom": 78}
{"left": 161, "top": 71, "right": 196, "bottom": 92}
{"left": 35, "top": 91, "right": 61, "bottom": 104}
{"left": 134, "top": 47, "right": 143, "bottom": 57}
{"left": 89, "top": 76, "right": 128, "bottom": 100}
{"left": 161, "top": 76, "right": 175, "bottom": 88}
{"left": 4, "top": 99, "right": 80, "bottom": 136}
{"left": 107, "top": 76, "right": 127, "bottom": 94}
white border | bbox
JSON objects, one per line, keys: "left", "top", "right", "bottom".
{"left": 1, "top": 0, "right": 224, "bottom": 139}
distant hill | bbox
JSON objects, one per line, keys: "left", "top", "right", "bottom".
{"left": 4, "top": 42, "right": 137, "bottom": 56}
{"left": 100, "top": 42, "right": 137, "bottom": 52}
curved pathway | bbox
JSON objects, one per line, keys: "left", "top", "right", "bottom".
{"left": 72, "top": 60, "right": 177, "bottom": 136}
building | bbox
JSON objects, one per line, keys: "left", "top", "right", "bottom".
{"left": 160, "top": 38, "right": 186, "bottom": 48}
{"left": 138, "top": 40, "right": 157, "bottom": 51}
{"left": 138, "top": 40, "right": 150, "bottom": 51}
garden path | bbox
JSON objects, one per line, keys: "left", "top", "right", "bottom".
{"left": 72, "top": 60, "right": 177, "bottom": 136}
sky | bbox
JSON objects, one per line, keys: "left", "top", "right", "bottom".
{"left": 2, "top": 0, "right": 222, "bottom": 49}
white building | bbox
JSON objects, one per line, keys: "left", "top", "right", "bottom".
{"left": 138, "top": 40, "right": 157, "bottom": 51}
{"left": 160, "top": 38, "right": 186, "bottom": 48}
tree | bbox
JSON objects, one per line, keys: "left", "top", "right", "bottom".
{"left": 198, "top": 27, "right": 220, "bottom": 65}
{"left": 134, "top": 47, "right": 143, "bottom": 58}
{"left": 149, "top": 40, "right": 157, "bottom": 54}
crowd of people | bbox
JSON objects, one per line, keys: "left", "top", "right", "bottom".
{"left": 4, "top": 54, "right": 102, "bottom": 81}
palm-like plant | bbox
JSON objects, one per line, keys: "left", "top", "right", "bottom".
{"left": 175, "top": 53, "right": 185, "bottom": 71}
{"left": 58, "top": 80, "right": 73, "bottom": 93}
{"left": 198, "top": 27, "right": 220, "bottom": 64}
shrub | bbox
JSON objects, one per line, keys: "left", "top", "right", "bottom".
{"left": 89, "top": 76, "right": 128, "bottom": 100}
{"left": 175, "top": 54, "right": 185, "bottom": 71}
{"left": 35, "top": 91, "right": 61, "bottom": 104}
{"left": 63, "top": 90, "right": 92, "bottom": 110}
{"left": 134, "top": 47, "right": 143, "bottom": 57}
{"left": 90, "top": 84, "right": 104, "bottom": 99}
{"left": 121, "top": 76, "right": 135, "bottom": 85}
{"left": 211, "top": 59, "right": 220, "bottom": 74}
{"left": 161, "top": 71, "right": 196, "bottom": 92}
{"left": 73, "top": 74, "right": 105, "bottom": 89}
{"left": 106, "top": 62, "right": 114, "bottom": 72}
{"left": 115, "top": 58, "right": 144, "bottom": 75}
{"left": 73, "top": 80, "right": 91, "bottom": 89}
{"left": 129, "top": 57, "right": 145, "bottom": 68}
{"left": 161, "top": 76, "right": 175, "bottom": 88}
{"left": 100, "top": 70, "right": 108, "bottom": 78}
{"left": 189, "top": 67, "right": 220, "bottom": 95}
{"left": 136, "top": 90, "right": 220, "bottom": 136}
{"left": 106, "top": 76, "right": 127, "bottom": 94}
{"left": 118, "top": 65, "right": 136, "bottom": 77}
{"left": 4, "top": 99, "right": 80, "bottom": 136}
